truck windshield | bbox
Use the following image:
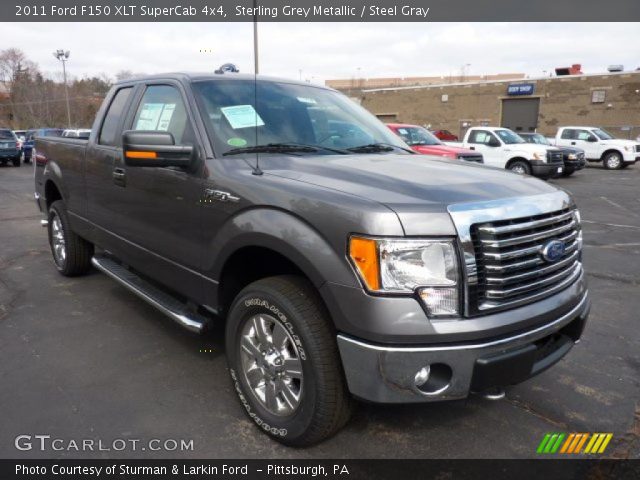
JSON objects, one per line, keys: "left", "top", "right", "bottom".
{"left": 495, "top": 129, "right": 525, "bottom": 144}
{"left": 193, "top": 79, "right": 409, "bottom": 156}
{"left": 592, "top": 128, "right": 614, "bottom": 140}
{"left": 524, "top": 134, "right": 551, "bottom": 146}
{"left": 393, "top": 126, "right": 441, "bottom": 146}
{"left": 0, "top": 130, "right": 16, "bottom": 140}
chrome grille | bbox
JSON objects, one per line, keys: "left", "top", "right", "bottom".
{"left": 547, "top": 150, "right": 564, "bottom": 164}
{"left": 471, "top": 208, "right": 582, "bottom": 311}
{"left": 635, "top": 145, "right": 640, "bottom": 153}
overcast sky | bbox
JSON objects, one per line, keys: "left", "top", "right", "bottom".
{"left": 2, "top": 22, "right": 639, "bottom": 84}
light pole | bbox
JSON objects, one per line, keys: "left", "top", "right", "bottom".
{"left": 53, "top": 49, "right": 71, "bottom": 127}
{"left": 253, "top": 0, "right": 259, "bottom": 74}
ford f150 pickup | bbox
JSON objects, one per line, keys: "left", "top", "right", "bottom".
{"left": 387, "top": 123, "right": 483, "bottom": 163}
{"left": 457, "top": 126, "right": 564, "bottom": 178}
{"left": 34, "top": 72, "right": 590, "bottom": 446}
{"left": 519, "top": 133, "right": 586, "bottom": 177}
{"left": 553, "top": 126, "right": 640, "bottom": 170}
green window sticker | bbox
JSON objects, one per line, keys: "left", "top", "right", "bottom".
{"left": 227, "top": 137, "right": 247, "bottom": 147}
{"left": 221, "top": 105, "right": 265, "bottom": 129}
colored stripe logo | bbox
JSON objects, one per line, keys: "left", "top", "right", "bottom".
{"left": 537, "top": 433, "right": 613, "bottom": 454}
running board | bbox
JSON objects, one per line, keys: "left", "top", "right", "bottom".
{"left": 91, "top": 256, "right": 208, "bottom": 333}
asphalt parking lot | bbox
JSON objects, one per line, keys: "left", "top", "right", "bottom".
{"left": 0, "top": 162, "right": 638, "bottom": 459}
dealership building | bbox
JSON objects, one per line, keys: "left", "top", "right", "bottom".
{"left": 354, "top": 69, "right": 640, "bottom": 140}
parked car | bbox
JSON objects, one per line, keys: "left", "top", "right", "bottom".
{"left": 62, "top": 128, "right": 91, "bottom": 139}
{"left": 23, "top": 128, "right": 64, "bottom": 162}
{"left": 432, "top": 129, "right": 458, "bottom": 141}
{"left": 460, "top": 126, "right": 564, "bottom": 178}
{"left": 519, "top": 133, "right": 586, "bottom": 177}
{"left": 34, "top": 72, "right": 590, "bottom": 446}
{"left": 553, "top": 126, "right": 640, "bottom": 170}
{"left": 387, "top": 123, "right": 483, "bottom": 163}
{"left": 0, "top": 128, "right": 21, "bottom": 167}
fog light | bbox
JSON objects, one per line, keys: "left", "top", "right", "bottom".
{"left": 414, "top": 366, "right": 431, "bottom": 387}
{"left": 419, "top": 287, "right": 459, "bottom": 317}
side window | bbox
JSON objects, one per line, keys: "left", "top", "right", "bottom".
{"left": 469, "top": 130, "right": 491, "bottom": 144}
{"left": 131, "top": 85, "right": 192, "bottom": 145}
{"left": 561, "top": 129, "right": 575, "bottom": 140}
{"left": 99, "top": 87, "right": 133, "bottom": 146}
{"left": 576, "top": 130, "right": 595, "bottom": 141}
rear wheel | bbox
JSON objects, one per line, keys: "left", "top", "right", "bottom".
{"left": 48, "top": 200, "right": 94, "bottom": 276}
{"left": 225, "top": 275, "right": 352, "bottom": 446}
{"left": 603, "top": 152, "right": 623, "bottom": 170}
{"left": 508, "top": 159, "right": 531, "bottom": 175}
{"left": 12, "top": 156, "right": 20, "bottom": 167}
{"left": 0, "top": 160, "right": 6, "bottom": 166}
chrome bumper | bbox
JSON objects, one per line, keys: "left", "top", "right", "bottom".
{"left": 337, "top": 291, "right": 590, "bottom": 403}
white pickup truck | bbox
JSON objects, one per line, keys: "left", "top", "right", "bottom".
{"left": 456, "top": 126, "right": 564, "bottom": 179}
{"left": 553, "top": 126, "right": 640, "bottom": 170}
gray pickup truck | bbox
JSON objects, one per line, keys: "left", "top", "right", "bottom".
{"left": 34, "top": 72, "right": 590, "bottom": 446}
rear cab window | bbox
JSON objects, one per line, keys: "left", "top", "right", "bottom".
{"left": 99, "top": 87, "right": 133, "bottom": 146}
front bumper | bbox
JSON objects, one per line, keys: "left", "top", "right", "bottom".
{"left": 337, "top": 291, "right": 590, "bottom": 403}
{"left": 564, "top": 157, "right": 586, "bottom": 170}
{"left": 530, "top": 160, "right": 564, "bottom": 179}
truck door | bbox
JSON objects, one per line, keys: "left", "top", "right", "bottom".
{"left": 467, "top": 129, "right": 504, "bottom": 168}
{"left": 111, "top": 82, "right": 206, "bottom": 301}
{"left": 572, "top": 129, "right": 600, "bottom": 160}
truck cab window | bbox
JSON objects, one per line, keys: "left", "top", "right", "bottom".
{"left": 131, "top": 85, "right": 193, "bottom": 145}
{"left": 99, "top": 87, "right": 132, "bottom": 146}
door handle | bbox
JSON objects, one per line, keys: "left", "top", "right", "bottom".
{"left": 469, "top": 146, "right": 475, "bottom": 150}
{"left": 113, "top": 167, "right": 126, "bottom": 187}
{"left": 571, "top": 142, "right": 576, "bottom": 145}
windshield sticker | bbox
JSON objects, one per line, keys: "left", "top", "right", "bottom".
{"left": 221, "top": 105, "right": 265, "bottom": 129}
{"left": 398, "top": 128, "right": 408, "bottom": 134}
{"left": 227, "top": 137, "right": 247, "bottom": 147}
{"left": 135, "top": 103, "right": 176, "bottom": 131}
{"left": 297, "top": 97, "right": 317, "bottom": 104}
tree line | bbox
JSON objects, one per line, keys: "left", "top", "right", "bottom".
{"left": 0, "top": 48, "right": 137, "bottom": 130}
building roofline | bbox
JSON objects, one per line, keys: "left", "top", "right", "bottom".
{"left": 362, "top": 70, "right": 640, "bottom": 93}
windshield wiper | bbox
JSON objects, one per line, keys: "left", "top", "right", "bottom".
{"left": 223, "top": 142, "right": 349, "bottom": 156}
{"left": 347, "top": 143, "right": 414, "bottom": 154}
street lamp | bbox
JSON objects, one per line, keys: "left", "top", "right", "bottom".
{"left": 53, "top": 49, "right": 71, "bottom": 127}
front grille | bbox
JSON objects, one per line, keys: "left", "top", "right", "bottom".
{"left": 547, "top": 150, "right": 563, "bottom": 164}
{"left": 458, "top": 154, "right": 483, "bottom": 163}
{"left": 635, "top": 145, "right": 640, "bottom": 153}
{"left": 471, "top": 208, "right": 582, "bottom": 311}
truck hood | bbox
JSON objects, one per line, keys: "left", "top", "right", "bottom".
{"left": 506, "top": 143, "right": 560, "bottom": 154}
{"left": 261, "top": 154, "right": 560, "bottom": 235}
{"left": 599, "top": 139, "right": 639, "bottom": 148}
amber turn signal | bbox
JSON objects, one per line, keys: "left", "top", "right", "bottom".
{"left": 349, "top": 237, "right": 380, "bottom": 291}
{"left": 125, "top": 151, "right": 157, "bottom": 159}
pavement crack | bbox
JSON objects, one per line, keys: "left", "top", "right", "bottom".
{"left": 504, "top": 396, "right": 568, "bottom": 429}
{"left": 586, "top": 271, "right": 640, "bottom": 286}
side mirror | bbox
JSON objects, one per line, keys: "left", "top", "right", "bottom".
{"left": 488, "top": 137, "right": 501, "bottom": 147}
{"left": 587, "top": 136, "right": 598, "bottom": 142}
{"left": 122, "top": 130, "right": 193, "bottom": 167}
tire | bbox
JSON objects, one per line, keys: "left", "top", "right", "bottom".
{"left": 603, "top": 152, "right": 623, "bottom": 170}
{"left": 0, "top": 160, "right": 6, "bottom": 166}
{"left": 507, "top": 159, "right": 531, "bottom": 175}
{"left": 225, "top": 275, "right": 352, "bottom": 446}
{"left": 12, "top": 156, "right": 20, "bottom": 167}
{"left": 561, "top": 167, "right": 575, "bottom": 177}
{"left": 47, "top": 200, "right": 94, "bottom": 276}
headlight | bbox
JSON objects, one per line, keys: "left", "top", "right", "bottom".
{"left": 567, "top": 153, "right": 577, "bottom": 160}
{"left": 349, "top": 237, "right": 460, "bottom": 317}
{"left": 532, "top": 151, "right": 546, "bottom": 160}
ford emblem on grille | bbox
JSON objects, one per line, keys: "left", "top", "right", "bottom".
{"left": 541, "top": 240, "right": 565, "bottom": 263}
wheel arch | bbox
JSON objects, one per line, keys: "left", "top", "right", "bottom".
{"left": 44, "top": 179, "right": 63, "bottom": 210}
{"left": 601, "top": 149, "right": 623, "bottom": 160}
{"left": 505, "top": 157, "right": 531, "bottom": 169}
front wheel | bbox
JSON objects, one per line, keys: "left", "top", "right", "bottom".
{"left": 12, "top": 156, "right": 20, "bottom": 167}
{"left": 561, "top": 167, "right": 575, "bottom": 177}
{"left": 603, "top": 152, "right": 623, "bottom": 170}
{"left": 507, "top": 159, "right": 531, "bottom": 175}
{"left": 225, "top": 275, "right": 352, "bottom": 446}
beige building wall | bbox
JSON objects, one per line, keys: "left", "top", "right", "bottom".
{"left": 360, "top": 72, "right": 640, "bottom": 139}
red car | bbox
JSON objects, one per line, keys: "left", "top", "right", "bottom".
{"left": 387, "top": 123, "right": 483, "bottom": 163}
{"left": 431, "top": 129, "right": 459, "bottom": 141}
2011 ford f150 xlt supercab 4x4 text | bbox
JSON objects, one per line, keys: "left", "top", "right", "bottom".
{"left": 34, "top": 72, "right": 591, "bottom": 446}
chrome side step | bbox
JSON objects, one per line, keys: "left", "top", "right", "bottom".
{"left": 91, "top": 256, "right": 208, "bottom": 333}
